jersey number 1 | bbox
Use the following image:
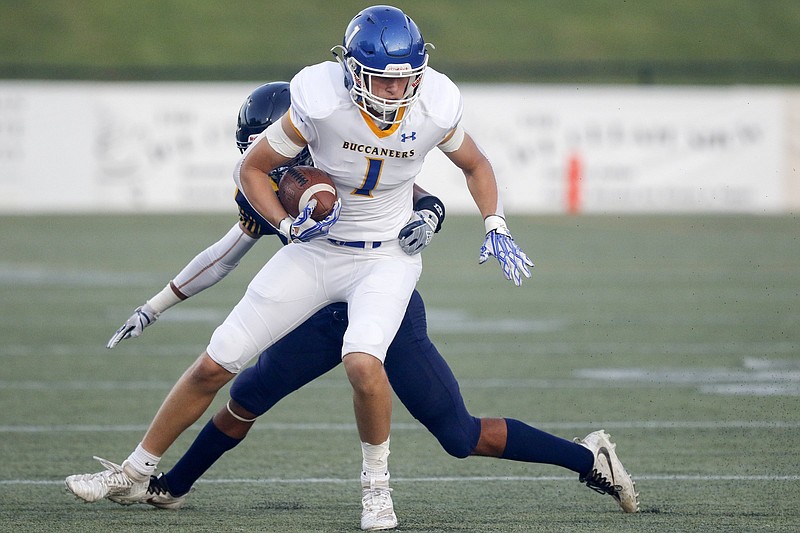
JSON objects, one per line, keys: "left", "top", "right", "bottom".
{"left": 353, "top": 158, "right": 383, "bottom": 197}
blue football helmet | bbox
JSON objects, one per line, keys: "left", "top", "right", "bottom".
{"left": 235, "top": 82, "right": 312, "bottom": 181}
{"left": 331, "top": 5, "right": 430, "bottom": 124}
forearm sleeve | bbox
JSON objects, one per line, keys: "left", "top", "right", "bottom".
{"left": 170, "top": 224, "right": 258, "bottom": 299}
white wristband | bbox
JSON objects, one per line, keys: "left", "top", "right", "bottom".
{"left": 146, "top": 284, "right": 182, "bottom": 314}
{"left": 278, "top": 217, "right": 294, "bottom": 241}
{"left": 484, "top": 214, "right": 509, "bottom": 235}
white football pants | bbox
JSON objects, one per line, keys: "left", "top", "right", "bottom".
{"left": 206, "top": 238, "right": 422, "bottom": 373}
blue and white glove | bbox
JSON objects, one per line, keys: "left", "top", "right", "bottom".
{"left": 106, "top": 304, "right": 159, "bottom": 349}
{"left": 279, "top": 198, "right": 341, "bottom": 243}
{"left": 398, "top": 209, "right": 439, "bottom": 255}
{"left": 478, "top": 215, "right": 534, "bottom": 286}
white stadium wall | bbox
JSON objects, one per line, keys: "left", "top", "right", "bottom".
{"left": 0, "top": 80, "right": 797, "bottom": 214}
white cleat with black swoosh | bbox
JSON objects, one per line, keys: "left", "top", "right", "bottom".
{"left": 575, "top": 430, "right": 640, "bottom": 513}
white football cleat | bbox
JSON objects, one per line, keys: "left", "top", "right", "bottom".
{"left": 574, "top": 430, "right": 640, "bottom": 513}
{"left": 65, "top": 456, "right": 148, "bottom": 504}
{"left": 360, "top": 473, "right": 397, "bottom": 531}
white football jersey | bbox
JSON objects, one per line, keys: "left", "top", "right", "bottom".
{"left": 288, "top": 61, "right": 463, "bottom": 242}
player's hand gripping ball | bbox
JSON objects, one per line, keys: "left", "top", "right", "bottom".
{"left": 278, "top": 166, "right": 338, "bottom": 221}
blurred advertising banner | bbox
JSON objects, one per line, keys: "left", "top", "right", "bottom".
{"left": 418, "top": 85, "right": 790, "bottom": 214}
{"left": 0, "top": 81, "right": 794, "bottom": 214}
{"left": 0, "top": 81, "right": 250, "bottom": 213}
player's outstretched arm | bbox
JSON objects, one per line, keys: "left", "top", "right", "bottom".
{"left": 443, "top": 131, "right": 534, "bottom": 286}
{"left": 478, "top": 214, "right": 533, "bottom": 286}
{"left": 107, "top": 223, "right": 260, "bottom": 348}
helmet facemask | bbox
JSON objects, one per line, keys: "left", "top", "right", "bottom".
{"left": 337, "top": 49, "right": 428, "bottom": 124}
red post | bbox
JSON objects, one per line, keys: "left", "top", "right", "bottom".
{"left": 566, "top": 153, "right": 582, "bottom": 214}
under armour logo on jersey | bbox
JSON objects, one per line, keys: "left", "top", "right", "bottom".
{"left": 401, "top": 132, "right": 417, "bottom": 142}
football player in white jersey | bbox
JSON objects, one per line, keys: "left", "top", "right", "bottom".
{"left": 229, "top": 6, "right": 533, "bottom": 528}
{"left": 64, "top": 6, "right": 540, "bottom": 530}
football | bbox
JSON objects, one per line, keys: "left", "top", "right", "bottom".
{"left": 277, "top": 166, "right": 338, "bottom": 221}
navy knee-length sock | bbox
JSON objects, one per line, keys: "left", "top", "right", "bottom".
{"left": 163, "top": 419, "right": 243, "bottom": 497}
{"left": 500, "top": 418, "right": 594, "bottom": 475}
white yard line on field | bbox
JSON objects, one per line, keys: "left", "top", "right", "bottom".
{"left": 2, "top": 340, "right": 797, "bottom": 357}
{"left": 3, "top": 474, "right": 800, "bottom": 486}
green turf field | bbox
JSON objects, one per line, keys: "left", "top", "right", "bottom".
{"left": 1, "top": 214, "right": 798, "bottom": 532}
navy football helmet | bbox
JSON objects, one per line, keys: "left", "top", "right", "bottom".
{"left": 236, "top": 81, "right": 289, "bottom": 153}
{"left": 235, "top": 81, "right": 312, "bottom": 180}
{"left": 331, "top": 5, "right": 430, "bottom": 124}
